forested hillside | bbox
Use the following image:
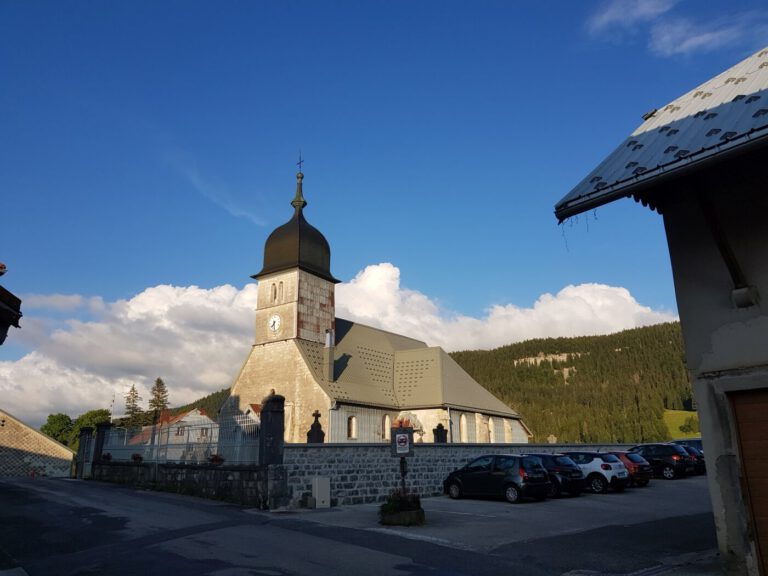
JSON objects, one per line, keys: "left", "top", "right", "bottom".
{"left": 450, "top": 322, "right": 690, "bottom": 443}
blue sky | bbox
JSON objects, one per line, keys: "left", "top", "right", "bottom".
{"left": 2, "top": 1, "right": 766, "bottom": 425}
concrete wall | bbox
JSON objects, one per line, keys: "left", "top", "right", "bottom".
{"left": 283, "top": 442, "right": 632, "bottom": 506}
{"left": 0, "top": 409, "right": 74, "bottom": 477}
{"left": 662, "top": 178, "right": 768, "bottom": 576}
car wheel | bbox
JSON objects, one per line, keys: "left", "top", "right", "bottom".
{"left": 547, "top": 478, "right": 561, "bottom": 498}
{"left": 588, "top": 474, "right": 608, "bottom": 494}
{"left": 447, "top": 482, "right": 462, "bottom": 499}
{"left": 662, "top": 465, "right": 676, "bottom": 480}
{"left": 505, "top": 484, "right": 520, "bottom": 504}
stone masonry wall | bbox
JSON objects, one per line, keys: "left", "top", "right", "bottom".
{"left": 93, "top": 461, "right": 273, "bottom": 508}
{"left": 0, "top": 409, "right": 74, "bottom": 477}
{"left": 284, "top": 442, "right": 634, "bottom": 506}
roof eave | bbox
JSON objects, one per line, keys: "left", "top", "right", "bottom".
{"left": 555, "top": 128, "right": 768, "bottom": 222}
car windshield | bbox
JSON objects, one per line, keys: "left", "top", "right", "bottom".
{"left": 626, "top": 453, "right": 646, "bottom": 463}
{"left": 554, "top": 456, "right": 577, "bottom": 466}
{"left": 600, "top": 454, "right": 621, "bottom": 463}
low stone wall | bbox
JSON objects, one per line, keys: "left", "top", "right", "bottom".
{"left": 92, "top": 461, "right": 274, "bottom": 508}
{"left": 284, "top": 443, "right": 633, "bottom": 506}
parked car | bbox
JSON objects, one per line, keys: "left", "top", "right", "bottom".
{"left": 673, "top": 438, "right": 704, "bottom": 453}
{"left": 443, "top": 454, "right": 551, "bottom": 503}
{"left": 629, "top": 443, "right": 695, "bottom": 479}
{"left": 610, "top": 451, "right": 653, "bottom": 487}
{"left": 680, "top": 445, "right": 706, "bottom": 474}
{"left": 562, "top": 451, "right": 629, "bottom": 494}
{"left": 524, "top": 453, "right": 585, "bottom": 497}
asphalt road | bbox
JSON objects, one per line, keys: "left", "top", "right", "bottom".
{"left": 0, "top": 475, "right": 718, "bottom": 576}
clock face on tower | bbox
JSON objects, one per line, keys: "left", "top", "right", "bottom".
{"left": 268, "top": 314, "right": 282, "bottom": 333}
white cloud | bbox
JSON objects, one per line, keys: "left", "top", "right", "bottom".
{"left": 586, "top": 2, "right": 768, "bottom": 58}
{"left": 587, "top": 0, "right": 678, "bottom": 35}
{"left": 649, "top": 14, "right": 768, "bottom": 57}
{"left": 337, "top": 264, "right": 676, "bottom": 352}
{"left": 1, "top": 264, "right": 675, "bottom": 429}
{"left": 23, "top": 294, "right": 97, "bottom": 311}
{"left": 164, "top": 148, "right": 265, "bottom": 225}
{"left": 1, "top": 284, "right": 257, "bottom": 428}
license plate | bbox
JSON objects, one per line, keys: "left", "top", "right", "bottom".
{"left": 618, "top": 471, "right": 627, "bottom": 477}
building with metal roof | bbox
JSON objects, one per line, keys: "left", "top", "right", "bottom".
{"left": 555, "top": 47, "right": 768, "bottom": 576}
{"left": 556, "top": 46, "right": 768, "bottom": 222}
{"left": 223, "top": 172, "right": 530, "bottom": 445}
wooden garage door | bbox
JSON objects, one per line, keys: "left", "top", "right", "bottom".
{"left": 731, "top": 387, "right": 768, "bottom": 576}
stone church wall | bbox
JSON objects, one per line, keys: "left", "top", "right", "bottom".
{"left": 229, "top": 339, "right": 330, "bottom": 443}
{"left": 283, "top": 442, "right": 632, "bottom": 506}
{"left": 0, "top": 409, "right": 74, "bottom": 477}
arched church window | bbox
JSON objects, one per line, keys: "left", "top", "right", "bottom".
{"left": 347, "top": 415, "right": 358, "bottom": 439}
{"left": 382, "top": 415, "right": 391, "bottom": 440}
{"left": 278, "top": 281, "right": 284, "bottom": 302}
{"left": 488, "top": 416, "right": 496, "bottom": 443}
{"left": 459, "top": 414, "right": 468, "bottom": 443}
{"left": 271, "top": 283, "right": 277, "bottom": 302}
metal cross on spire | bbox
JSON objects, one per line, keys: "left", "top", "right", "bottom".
{"left": 297, "top": 151, "right": 304, "bottom": 173}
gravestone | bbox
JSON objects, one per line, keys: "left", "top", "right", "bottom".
{"left": 433, "top": 423, "right": 448, "bottom": 443}
{"left": 306, "top": 410, "right": 325, "bottom": 443}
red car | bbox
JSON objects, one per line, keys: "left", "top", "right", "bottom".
{"left": 611, "top": 451, "right": 653, "bottom": 487}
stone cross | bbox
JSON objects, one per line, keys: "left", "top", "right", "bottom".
{"left": 307, "top": 410, "right": 325, "bottom": 444}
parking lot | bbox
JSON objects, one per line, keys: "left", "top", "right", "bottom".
{"left": 273, "top": 474, "right": 718, "bottom": 573}
{"left": 1, "top": 475, "right": 719, "bottom": 576}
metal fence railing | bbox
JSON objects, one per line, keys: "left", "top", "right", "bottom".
{"left": 102, "top": 416, "right": 259, "bottom": 465}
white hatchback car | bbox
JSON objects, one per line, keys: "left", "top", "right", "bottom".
{"left": 563, "top": 451, "right": 629, "bottom": 493}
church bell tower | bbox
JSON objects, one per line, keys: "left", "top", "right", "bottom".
{"left": 252, "top": 171, "right": 339, "bottom": 346}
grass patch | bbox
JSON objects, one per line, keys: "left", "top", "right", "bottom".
{"left": 664, "top": 409, "right": 700, "bottom": 439}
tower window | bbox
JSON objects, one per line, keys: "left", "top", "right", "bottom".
{"left": 271, "top": 284, "right": 277, "bottom": 302}
{"left": 278, "top": 281, "right": 284, "bottom": 302}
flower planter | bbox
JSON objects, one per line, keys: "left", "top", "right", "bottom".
{"left": 379, "top": 508, "right": 425, "bottom": 526}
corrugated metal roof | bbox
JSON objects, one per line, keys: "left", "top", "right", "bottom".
{"left": 555, "top": 46, "right": 768, "bottom": 221}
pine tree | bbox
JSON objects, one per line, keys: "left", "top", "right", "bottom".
{"left": 125, "top": 384, "right": 143, "bottom": 428}
{"left": 148, "top": 377, "right": 170, "bottom": 415}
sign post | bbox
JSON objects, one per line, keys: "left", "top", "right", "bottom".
{"left": 390, "top": 426, "right": 414, "bottom": 492}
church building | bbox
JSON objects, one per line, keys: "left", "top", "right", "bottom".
{"left": 224, "top": 172, "right": 530, "bottom": 444}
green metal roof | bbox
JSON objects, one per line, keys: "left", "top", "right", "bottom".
{"left": 296, "top": 318, "right": 520, "bottom": 418}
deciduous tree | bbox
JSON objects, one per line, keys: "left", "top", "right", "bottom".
{"left": 40, "top": 413, "right": 73, "bottom": 445}
{"left": 69, "top": 408, "right": 111, "bottom": 452}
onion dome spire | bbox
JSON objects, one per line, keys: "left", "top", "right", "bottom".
{"left": 292, "top": 171, "right": 307, "bottom": 211}
{"left": 253, "top": 170, "right": 340, "bottom": 284}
